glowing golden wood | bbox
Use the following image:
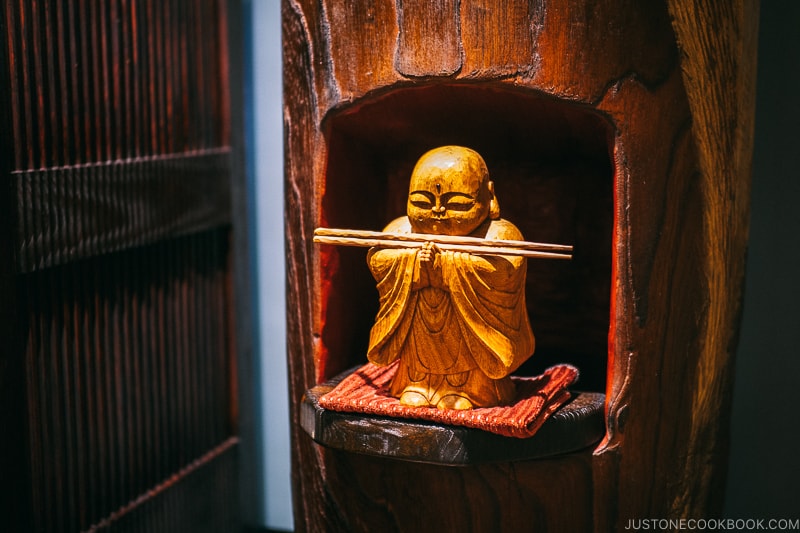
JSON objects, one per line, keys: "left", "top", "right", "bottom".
{"left": 313, "top": 228, "right": 573, "bottom": 260}
{"left": 317, "top": 146, "right": 548, "bottom": 410}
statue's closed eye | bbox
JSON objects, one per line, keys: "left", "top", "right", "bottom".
{"left": 441, "top": 192, "right": 475, "bottom": 212}
{"left": 443, "top": 199, "right": 474, "bottom": 211}
{"left": 409, "top": 192, "right": 434, "bottom": 209}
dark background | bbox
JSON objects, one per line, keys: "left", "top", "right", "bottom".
{"left": 723, "top": 0, "right": 800, "bottom": 518}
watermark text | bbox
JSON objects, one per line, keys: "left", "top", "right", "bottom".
{"left": 624, "top": 518, "right": 800, "bottom": 530}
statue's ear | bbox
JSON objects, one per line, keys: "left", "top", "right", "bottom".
{"left": 488, "top": 181, "right": 501, "bottom": 219}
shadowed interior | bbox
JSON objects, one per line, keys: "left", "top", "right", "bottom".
{"left": 319, "top": 83, "right": 613, "bottom": 393}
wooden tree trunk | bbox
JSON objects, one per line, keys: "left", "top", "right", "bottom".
{"left": 282, "top": 1, "right": 758, "bottom": 531}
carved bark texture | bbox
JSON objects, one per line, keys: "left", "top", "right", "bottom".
{"left": 283, "top": 0, "right": 757, "bottom": 531}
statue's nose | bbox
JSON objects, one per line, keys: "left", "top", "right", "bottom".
{"left": 432, "top": 205, "right": 446, "bottom": 215}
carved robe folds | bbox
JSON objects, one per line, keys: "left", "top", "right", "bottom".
{"left": 367, "top": 217, "right": 535, "bottom": 408}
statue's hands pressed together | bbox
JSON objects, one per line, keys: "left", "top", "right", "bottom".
{"left": 417, "top": 241, "right": 439, "bottom": 263}
{"left": 416, "top": 241, "right": 446, "bottom": 289}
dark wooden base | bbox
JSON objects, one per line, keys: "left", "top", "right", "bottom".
{"left": 301, "top": 368, "right": 604, "bottom": 465}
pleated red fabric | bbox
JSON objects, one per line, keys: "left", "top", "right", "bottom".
{"left": 319, "top": 361, "right": 579, "bottom": 438}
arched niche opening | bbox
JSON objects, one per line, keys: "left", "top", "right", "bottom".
{"left": 318, "top": 83, "right": 613, "bottom": 394}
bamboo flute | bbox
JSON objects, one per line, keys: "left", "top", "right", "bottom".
{"left": 313, "top": 227, "right": 573, "bottom": 260}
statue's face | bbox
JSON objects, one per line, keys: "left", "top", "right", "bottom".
{"left": 407, "top": 146, "right": 491, "bottom": 236}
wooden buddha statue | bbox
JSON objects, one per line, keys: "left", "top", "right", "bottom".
{"left": 365, "top": 146, "right": 536, "bottom": 409}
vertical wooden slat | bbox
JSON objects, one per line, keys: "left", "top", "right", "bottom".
{"left": 120, "top": 0, "right": 131, "bottom": 160}
{"left": 32, "top": 142, "right": 45, "bottom": 271}
{"left": 97, "top": 261, "right": 111, "bottom": 522}
{"left": 178, "top": 0, "right": 189, "bottom": 151}
{"left": 52, "top": 167, "right": 63, "bottom": 268}
{"left": 74, "top": 268, "right": 88, "bottom": 529}
{"left": 172, "top": 0, "right": 183, "bottom": 152}
{"left": 191, "top": 0, "right": 205, "bottom": 151}
{"left": 197, "top": 236, "right": 209, "bottom": 444}
{"left": 78, "top": 0, "right": 91, "bottom": 163}
{"left": 42, "top": 0, "right": 60, "bottom": 167}
{"left": 18, "top": 163, "right": 32, "bottom": 272}
{"left": 101, "top": 1, "right": 114, "bottom": 161}
{"left": 62, "top": 0, "right": 78, "bottom": 164}
{"left": 30, "top": 0, "right": 48, "bottom": 169}
{"left": 220, "top": 230, "right": 235, "bottom": 438}
{"left": 107, "top": 252, "right": 121, "bottom": 516}
{"left": 38, "top": 277, "right": 50, "bottom": 533}
{"left": 156, "top": 233, "right": 169, "bottom": 485}
{"left": 46, "top": 269, "right": 65, "bottom": 530}
{"left": 113, "top": 0, "right": 124, "bottom": 161}
{"left": 82, "top": 263, "right": 97, "bottom": 524}
{"left": 161, "top": 0, "right": 171, "bottom": 154}
{"left": 155, "top": 0, "right": 167, "bottom": 153}
{"left": 134, "top": 243, "right": 149, "bottom": 493}
{"left": 145, "top": 0, "right": 156, "bottom": 154}
{"left": 146, "top": 241, "right": 161, "bottom": 487}
{"left": 21, "top": 0, "right": 36, "bottom": 168}
{"left": 129, "top": 0, "right": 142, "bottom": 158}
{"left": 179, "top": 237, "right": 190, "bottom": 455}
{"left": 174, "top": 234, "right": 186, "bottom": 464}
{"left": 216, "top": 0, "right": 230, "bottom": 147}
{"left": 104, "top": 252, "right": 119, "bottom": 517}
{"left": 117, "top": 243, "right": 130, "bottom": 502}
{"left": 24, "top": 280, "right": 43, "bottom": 532}
{"left": 186, "top": 236, "right": 199, "bottom": 451}
{"left": 130, "top": 251, "right": 141, "bottom": 499}
{"left": 59, "top": 267, "right": 76, "bottom": 532}
{"left": 88, "top": 0, "right": 101, "bottom": 161}
{"left": 5, "top": 2, "right": 24, "bottom": 168}
{"left": 165, "top": 238, "right": 178, "bottom": 467}
{"left": 63, "top": 165, "right": 75, "bottom": 276}
{"left": 208, "top": 235, "right": 221, "bottom": 440}
{"left": 41, "top": 153, "right": 53, "bottom": 270}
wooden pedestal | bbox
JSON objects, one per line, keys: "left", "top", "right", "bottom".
{"left": 301, "top": 368, "right": 605, "bottom": 465}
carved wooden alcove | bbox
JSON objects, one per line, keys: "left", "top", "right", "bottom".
{"left": 284, "top": 1, "right": 757, "bottom": 531}
{"left": 318, "top": 84, "right": 613, "bottom": 392}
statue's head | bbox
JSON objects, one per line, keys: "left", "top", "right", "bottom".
{"left": 407, "top": 146, "right": 499, "bottom": 236}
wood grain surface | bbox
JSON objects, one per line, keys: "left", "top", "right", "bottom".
{"left": 283, "top": 0, "right": 757, "bottom": 531}
{"left": 0, "top": 1, "right": 242, "bottom": 531}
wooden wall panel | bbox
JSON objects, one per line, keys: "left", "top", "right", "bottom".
{"left": 13, "top": 151, "right": 231, "bottom": 273}
{"left": 0, "top": 1, "right": 242, "bottom": 531}
{"left": 20, "top": 230, "right": 233, "bottom": 532}
{"left": 85, "top": 439, "right": 238, "bottom": 533}
{"left": 5, "top": 0, "right": 233, "bottom": 272}
{"left": 4, "top": 0, "right": 227, "bottom": 170}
